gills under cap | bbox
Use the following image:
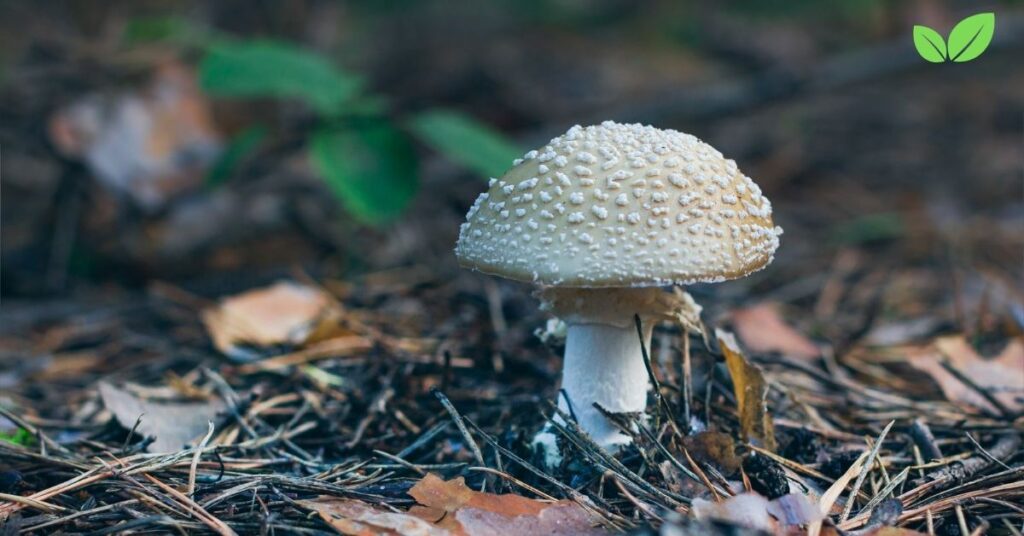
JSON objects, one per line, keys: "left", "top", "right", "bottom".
{"left": 456, "top": 121, "right": 782, "bottom": 287}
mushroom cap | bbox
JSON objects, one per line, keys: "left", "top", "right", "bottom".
{"left": 455, "top": 121, "right": 782, "bottom": 287}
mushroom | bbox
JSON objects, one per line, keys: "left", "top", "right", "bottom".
{"left": 455, "top": 121, "right": 782, "bottom": 456}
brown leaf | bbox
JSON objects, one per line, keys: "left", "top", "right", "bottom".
{"left": 201, "top": 281, "right": 353, "bottom": 360}
{"left": 99, "top": 382, "right": 224, "bottom": 453}
{"left": 454, "top": 504, "right": 607, "bottom": 536}
{"left": 48, "top": 61, "right": 221, "bottom": 210}
{"left": 683, "top": 431, "right": 741, "bottom": 474}
{"left": 732, "top": 303, "right": 819, "bottom": 360}
{"left": 717, "top": 329, "right": 777, "bottom": 452}
{"left": 300, "top": 498, "right": 450, "bottom": 536}
{"left": 409, "top": 474, "right": 548, "bottom": 518}
{"left": 906, "top": 336, "right": 1024, "bottom": 414}
{"left": 408, "top": 474, "right": 608, "bottom": 536}
{"left": 301, "top": 476, "right": 608, "bottom": 536}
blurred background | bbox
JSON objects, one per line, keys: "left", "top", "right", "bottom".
{"left": 1, "top": 0, "right": 1021, "bottom": 311}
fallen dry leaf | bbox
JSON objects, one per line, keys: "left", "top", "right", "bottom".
{"left": 453, "top": 504, "right": 604, "bottom": 536}
{"left": 49, "top": 61, "right": 221, "bottom": 210}
{"left": 202, "top": 280, "right": 353, "bottom": 361}
{"left": 691, "top": 493, "right": 775, "bottom": 533}
{"left": 409, "top": 473, "right": 548, "bottom": 520}
{"left": 693, "top": 492, "right": 823, "bottom": 533}
{"left": 766, "top": 493, "right": 823, "bottom": 527}
{"left": 717, "top": 329, "right": 777, "bottom": 452}
{"left": 300, "top": 498, "right": 449, "bottom": 536}
{"left": 408, "top": 474, "right": 606, "bottom": 535}
{"left": 906, "top": 335, "right": 1024, "bottom": 414}
{"left": 99, "top": 382, "right": 224, "bottom": 453}
{"left": 732, "top": 303, "right": 820, "bottom": 360}
{"left": 302, "top": 474, "right": 608, "bottom": 536}
{"left": 683, "top": 431, "right": 742, "bottom": 474}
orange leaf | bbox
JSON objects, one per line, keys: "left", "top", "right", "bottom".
{"left": 907, "top": 336, "right": 1024, "bottom": 414}
{"left": 409, "top": 474, "right": 549, "bottom": 518}
{"left": 300, "top": 498, "right": 450, "bottom": 536}
{"left": 406, "top": 474, "right": 608, "bottom": 536}
{"left": 732, "top": 303, "right": 819, "bottom": 360}
{"left": 717, "top": 329, "right": 777, "bottom": 452}
{"left": 201, "top": 281, "right": 355, "bottom": 360}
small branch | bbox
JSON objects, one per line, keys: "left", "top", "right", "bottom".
{"left": 908, "top": 419, "right": 943, "bottom": 462}
{"left": 918, "top": 433, "right": 1021, "bottom": 487}
{"left": 432, "top": 388, "right": 487, "bottom": 485}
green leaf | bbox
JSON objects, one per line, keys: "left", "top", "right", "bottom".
{"left": 206, "top": 125, "right": 267, "bottom": 188}
{"left": 913, "top": 25, "right": 947, "bottom": 63}
{"left": 947, "top": 12, "right": 995, "bottom": 63}
{"left": 199, "top": 41, "right": 362, "bottom": 115}
{"left": 407, "top": 109, "right": 521, "bottom": 178}
{"left": 310, "top": 122, "right": 418, "bottom": 224}
{"left": 0, "top": 428, "right": 35, "bottom": 447}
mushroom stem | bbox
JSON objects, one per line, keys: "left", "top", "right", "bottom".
{"left": 558, "top": 321, "right": 653, "bottom": 449}
{"left": 532, "top": 286, "right": 696, "bottom": 460}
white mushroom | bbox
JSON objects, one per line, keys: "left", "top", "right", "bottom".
{"left": 455, "top": 121, "right": 782, "bottom": 456}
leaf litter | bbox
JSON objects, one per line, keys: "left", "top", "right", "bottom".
{"left": 731, "top": 303, "right": 821, "bottom": 361}
{"left": 48, "top": 61, "right": 222, "bottom": 211}
{"left": 98, "top": 382, "right": 225, "bottom": 454}
{"left": 905, "top": 335, "right": 1024, "bottom": 415}
{"left": 301, "top": 473, "right": 606, "bottom": 536}
{"left": 3, "top": 264, "right": 1021, "bottom": 535}
{"left": 201, "top": 280, "right": 361, "bottom": 362}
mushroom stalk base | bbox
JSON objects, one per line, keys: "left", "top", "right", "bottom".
{"left": 557, "top": 322, "right": 652, "bottom": 449}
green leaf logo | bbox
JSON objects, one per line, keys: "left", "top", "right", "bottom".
{"left": 912, "top": 12, "right": 995, "bottom": 63}
{"left": 913, "top": 25, "right": 947, "bottom": 63}
{"left": 948, "top": 13, "right": 996, "bottom": 62}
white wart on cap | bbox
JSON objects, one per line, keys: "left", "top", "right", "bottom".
{"left": 456, "top": 121, "right": 782, "bottom": 287}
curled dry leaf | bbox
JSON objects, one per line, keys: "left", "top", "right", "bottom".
{"left": 201, "top": 280, "right": 354, "bottom": 361}
{"left": 300, "top": 498, "right": 449, "bottom": 536}
{"left": 409, "top": 473, "right": 548, "bottom": 520}
{"left": 453, "top": 505, "right": 605, "bottom": 536}
{"left": 408, "top": 474, "right": 607, "bottom": 536}
{"left": 693, "top": 493, "right": 775, "bottom": 533}
{"left": 692, "top": 492, "right": 821, "bottom": 533}
{"left": 48, "top": 61, "right": 221, "bottom": 210}
{"left": 766, "top": 493, "right": 823, "bottom": 527}
{"left": 99, "top": 382, "right": 225, "bottom": 453}
{"left": 302, "top": 474, "right": 607, "bottom": 536}
{"left": 906, "top": 335, "right": 1024, "bottom": 414}
{"left": 732, "top": 302, "right": 820, "bottom": 360}
{"left": 717, "top": 329, "right": 777, "bottom": 452}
